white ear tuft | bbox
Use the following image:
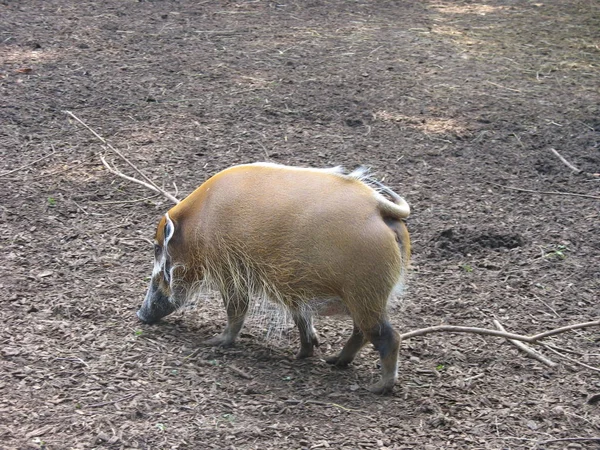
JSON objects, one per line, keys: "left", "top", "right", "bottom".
{"left": 164, "top": 213, "right": 175, "bottom": 244}
{"left": 163, "top": 213, "right": 175, "bottom": 284}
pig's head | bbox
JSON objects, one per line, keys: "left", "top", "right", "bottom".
{"left": 137, "top": 213, "right": 180, "bottom": 324}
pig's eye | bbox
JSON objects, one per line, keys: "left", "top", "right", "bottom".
{"left": 154, "top": 244, "right": 161, "bottom": 258}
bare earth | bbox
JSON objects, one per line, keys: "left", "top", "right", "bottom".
{"left": 1, "top": 1, "right": 599, "bottom": 449}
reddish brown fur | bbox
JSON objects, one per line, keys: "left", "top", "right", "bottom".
{"left": 143, "top": 163, "right": 411, "bottom": 393}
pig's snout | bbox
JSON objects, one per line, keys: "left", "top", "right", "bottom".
{"left": 137, "top": 281, "right": 177, "bottom": 324}
{"left": 136, "top": 309, "right": 154, "bottom": 324}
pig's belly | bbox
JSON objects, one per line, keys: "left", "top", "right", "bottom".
{"left": 308, "top": 297, "right": 349, "bottom": 316}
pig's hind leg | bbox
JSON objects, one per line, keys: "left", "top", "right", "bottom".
{"left": 325, "top": 322, "right": 367, "bottom": 366}
{"left": 364, "top": 320, "right": 401, "bottom": 395}
{"left": 293, "top": 309, "right": 320, "bottom": 359}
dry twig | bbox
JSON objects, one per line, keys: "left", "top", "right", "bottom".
{"left": 92, "top": 194, "right": 161, "bottom": 205}
{"left": 64, "top": 110, "right": 180, "bottom": 204}
{"left": 229, "top": 365, "right": 253, "bottom": 380}
{"left": 529, "top": 320, "right": 600, "bottom": 341}
{"left": 99, "top": 154, "right": 179, "bottom": 203}
{"left": 54, "top": 357, "right": 89, "bottom": 368}
{"left": 400, "top": 320, "right": 600, "bottom": 373}
{"left": 0, "top": 148, "right": 56, "bottom": 178}
{"left": 86, "top": 392, "right": 138, "bottom": 408}
{"left": 493, "top": 320, "right": 557, "bottom": 368}
{"left": 487, "top": 181, "right": 600, "bottom": 200}
{"left": 541, "top": 344, "right": 600, "bottom": 373}
{"left": 303, "top": 400, "right": 363, "bottom": 412}
{"left": 400, "top": 319, "right": 600, "bottom": 344}
{"left": 485, "top": 80, "right": 522, "bottom": 93}
{"left": 550, "top": 148, "right": 582, "bottom": 174}
{"left": 536, "top": 437, "right": 600, "bottom": 446}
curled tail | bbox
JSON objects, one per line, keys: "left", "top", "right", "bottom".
{"left": 370, "top": 178, "right": 410, "bottom": 220}
{"left": 369, "top": 178, "right": 411, "bottom": 272}
{"left": 345, "top": 167, "right": 410, "bottom": 219}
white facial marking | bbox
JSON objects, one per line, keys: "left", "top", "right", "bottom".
{"left": 152, "top": 259, "right": 162, "bottom": 277}
{"left": 163, "top": 213, "right": 175, "bottom": 286}
{"left": 164, "top": 213, "right": 175, "bottom": 242}
{"left": 151, "top": 239, "right": 161, "bottom": 277}
{"left": 151, "top": 214, "right": 175, "bottom": 280}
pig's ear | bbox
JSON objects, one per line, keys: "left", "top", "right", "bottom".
{"left": 163, "top": 213, "right": 175, "bottom": 284}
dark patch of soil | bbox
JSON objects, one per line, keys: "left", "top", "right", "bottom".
{"left": 431, "top": 227, "right": 524, "bottom": 258}
{"left": 1, "top": 1, "right": 600, "bottom": 449}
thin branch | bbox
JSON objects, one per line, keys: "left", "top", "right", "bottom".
{"left": 64, "top": 111, "right": 158, "bottom": 188}
{"left": 184, "top": 348, "right": 203, "bottom": 360}
{"left": 544, "top": 343, "right": 600, "bottom": 357}
{"left": 463, "top": 373, "right": 485, "bottom": 382}
{"left": 229, "top": 365, "right": 253, "bottom": 380}
{"left": 530, "top": 319, "right": 600, "bottom": 341}
{"left": 54, "top": 357, "right": 89, "bottom": 368}
{"left": 401, "top": 325, "right": 534, "bottom": 342}
{"left": 487, "top": 181, "right": 600, "bottom": 200}
{"left": 100, "top": 154, "right": 179, "bottom": 203}
{"left": 536, "top": 437, "right": 600, "bottom": 446}
{"left": 86, "top": 392, "right": 138, "bottom": 408}
{"left": 0, "top": 149, "right": 57, "bottom": 178}
{"left": 493, "top": 320, "right": 557, "bottom": 367}
{"left": 92, "top": 194, "right": 161, "bottom": 205}
{"left": 71, "top": 199, "right": 89, "bottom": 215}
{"left": 485, "top": 80, "right": 522, "bottom": 93}
{"left": 303, "top": 400, "right": 364, "bottom": 412}
{"left": 254, "top": 140, "right": 271, "bottom": 159}
{"left": 541, "top": 344, "right": 600, "bottom": 373}
{"left": 400, "top": 319, "right": 600, "bottom": 344}
{"left": 120, "top": 237, "right": 155, "bottom": 247}
{"left": 533, "top": 294, "right": 561, "bottom": 318}
{"left": 550, "top": 148, "right": 582, "bottom": 174}
{"left": 64, "top": 110, "right": 180, "bottom": 204}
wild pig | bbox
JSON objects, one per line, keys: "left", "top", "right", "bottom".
{"left": 137, "top": 163, "right": 410, "bottom": 393}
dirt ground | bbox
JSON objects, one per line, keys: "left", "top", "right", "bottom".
{"left": 1, "top": 0, "right": 599, "bottom": 449}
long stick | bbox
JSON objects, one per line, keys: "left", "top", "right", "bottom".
{"left": 86, "top": 392, "right": 138, "bottom": 408}
{"left": 0, "top": 150, "right": 56, "bottom": 178}
{"left": 400, "top": 319, "right": 600, "bottom": 344}
{"left": 401, "top": 325, "right": 531, "bottom": 342}
{"left": 550, "top": 148, "right": 582, "bottom": 174}
{"left": 100, "top": 155, "right": 178, "bottom": 202}
{"left": 64, "top": 110, "right": 180, "bottom": 204}
{"left": 536, "top": 437, "right": 600, "bottom": 446}
{"left": 493, "top": 319, "right": 557, "bottom": 367}
{"left": 487, "top": 182, "right": 600, "bottom": 200}
{"left": 530, "top": 319, "right": 600, "bottom": 341}
{"left": 541, "top": 344, "right": 600, "bottom": 373}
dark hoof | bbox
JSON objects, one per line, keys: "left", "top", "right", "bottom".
{"left": 136, "top": 310, "right": 157, "bottom": 324}
{"left": 367, "top": 379, "right": 396, "bottom": 395}
{"left": 296, "top": 347, "right": 315, "bottom": 359}
{"left": 204, "top": 334, "right": 235, "bottom": 347}
{"left": 325, "top": 355, "right": 350, "bottom": 368}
